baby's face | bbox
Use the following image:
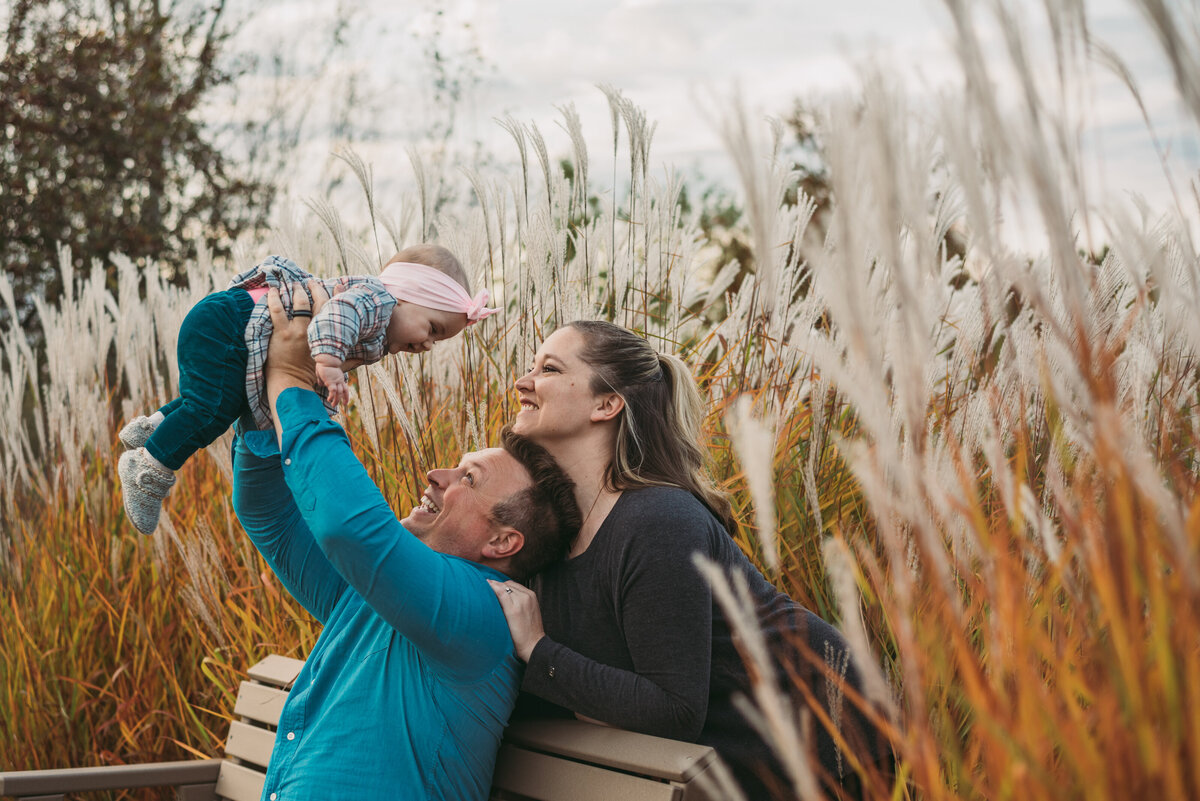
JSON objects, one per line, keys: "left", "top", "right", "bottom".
{"left": 385, "top": 302, "right": 469, "bottom": 354}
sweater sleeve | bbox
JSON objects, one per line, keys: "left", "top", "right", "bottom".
{"left": 274, "top": 388, "right": 512, "bottom": 680}
{"left": 522, "top": 496, "right": 718, "bottom": 741}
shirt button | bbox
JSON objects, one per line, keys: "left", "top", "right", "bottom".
{"left": 270, "top": 794, "right": 278, "bottom": 800}
{"left": 287, "top": 731, "right": 295, "bottom": 740}
{"left": 548, "top": 666, "right": 556, "bottom": 678}
{"left": 284, "top": 458, "right": 292, "bottom": 466}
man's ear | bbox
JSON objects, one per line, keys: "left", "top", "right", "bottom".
{"left": 483, "top": 526, "right": 524, "bottom": 561}
{"left": 590, "top": 392, "right": 624, "bottom": 423}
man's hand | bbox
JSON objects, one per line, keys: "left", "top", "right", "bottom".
{"left": 266, "top": 280, "right": 332, "bottom": 442}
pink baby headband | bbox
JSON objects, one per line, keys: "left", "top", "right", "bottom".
{"left": 378, "top": 261, "right": 499, "bottom": 324}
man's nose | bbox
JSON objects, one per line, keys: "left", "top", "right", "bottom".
{"left": 426, "top": 467, "right": 453, "bottom": 487}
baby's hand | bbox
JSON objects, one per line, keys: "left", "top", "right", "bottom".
{"left": 315, "top": 362, "right": 351, "bottom": 407}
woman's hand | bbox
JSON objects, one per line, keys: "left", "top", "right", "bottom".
{"left": 488, "top": 579, "right": 546, "bottom": 663}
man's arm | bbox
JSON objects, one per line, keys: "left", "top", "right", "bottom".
{"left": 263, "top": 285, "right": 512, "bottom": 678}
{"left": 264, "top": 284, "right": 320, "bottom": 446}
{"left": 274, "top": 391, "right": 512, "bottom": 677}
{"left": 231, "top": 433, "right": 348, "bottom": 625}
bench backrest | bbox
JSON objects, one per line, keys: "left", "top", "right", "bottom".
{"left": 215, "top": 654, "right": 302, "bottom": 801}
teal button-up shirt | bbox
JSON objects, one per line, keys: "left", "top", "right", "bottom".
{"left": 232, "top": 389, "right": 520, "bottom": 800}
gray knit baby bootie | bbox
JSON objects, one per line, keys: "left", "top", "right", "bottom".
{"left": 119, "top": 447, "right": 176, "bottom": 534}
{"left": 118, "top": 415, "right": 159, "bottom": 449}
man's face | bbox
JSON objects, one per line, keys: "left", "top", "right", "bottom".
{"left": 401, "top": 448, "right": 531, "bottom": 561}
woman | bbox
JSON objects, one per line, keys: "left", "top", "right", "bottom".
{"left": 489, "top": 321, "right": 890, "bottom": 800}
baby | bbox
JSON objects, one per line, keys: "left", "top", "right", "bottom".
{"left": 117, "top": 244, "right": 497, "bottom": 534}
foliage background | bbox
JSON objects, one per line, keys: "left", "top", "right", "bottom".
{"left": 0, "top": 0, "right": 278, "bottom": 337}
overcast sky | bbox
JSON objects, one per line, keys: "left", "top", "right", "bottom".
{"left": 223, "top": 0, "right": 1199, "bottom": 236}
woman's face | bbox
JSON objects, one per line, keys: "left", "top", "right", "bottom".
{"left": 512, "top": 326, "right": 603, "bottom": 444}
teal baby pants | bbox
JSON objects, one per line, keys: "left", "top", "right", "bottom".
{"left": 144, "top": 288, "right": 254, "bottom": 471}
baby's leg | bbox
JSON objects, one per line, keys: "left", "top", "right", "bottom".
{"left": 144, "top": 290, "right": 254, "bottom": 471}
{"left": 157, "top": 397, "right": 185, "bottom": 418}
{"left": 118, "top": 407, "right": 171, "bottom": 449}
{"left": 122, "top": 289, "right": 253, "bottom": 533}
{"left": 122, "top": 331, "right": 222, "bottom": 451}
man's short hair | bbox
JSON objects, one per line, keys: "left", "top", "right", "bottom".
{"left": 491, "top": 426, "right": 580, "bottom": 581}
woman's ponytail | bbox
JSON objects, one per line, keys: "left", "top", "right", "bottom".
{"left": 569, "top": 321, "right": 738, "bottom": 537}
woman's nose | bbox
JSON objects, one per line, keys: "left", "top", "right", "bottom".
{"left": 514, "top": 371, "right": 532, "bottom": 391}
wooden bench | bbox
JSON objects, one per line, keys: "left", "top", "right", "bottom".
{"left": 0, "top": 655, "right": 722, "bottom": 801}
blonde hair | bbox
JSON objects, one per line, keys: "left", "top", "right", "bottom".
{"left": 566, "top": 320, "right": 737, "bottom": 535}
{"left": 389, "top": 244, "right": 469, "bottom": 292}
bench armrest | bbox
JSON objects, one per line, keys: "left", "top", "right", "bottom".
{"left": 0, "top": 759, "right": 221, "bottom": 797}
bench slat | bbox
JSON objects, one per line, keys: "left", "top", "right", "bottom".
{"left": 223, "top": 720, "right": 277, "bottom": 768}
{"left": 214, "top": 761, "right": 265, "bottom": 801}
{"left": 232, "top": 681, "right": 288, "bottom": 727}
{"left": 503, "top": 719, "right": 717, "bottom": 783}
{"left": 492, "top": 744, "right": 681, "bottom": 801}
{"left": 246, "top": 655, "right": 305, "bottom": 688}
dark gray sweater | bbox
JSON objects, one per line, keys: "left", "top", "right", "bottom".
{"left": 521, "top": 486, "right": 886, "bottom": 799}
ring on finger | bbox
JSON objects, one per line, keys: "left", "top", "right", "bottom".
{"left": 292, "top": 310, "right": 313, "bottom": 319}
{"left": 505, "top": 587, "right": 514, "bottom": 595}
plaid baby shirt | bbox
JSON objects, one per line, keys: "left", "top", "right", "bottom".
{"left": 228, "top": 255, "right": 397, "bottom": 431}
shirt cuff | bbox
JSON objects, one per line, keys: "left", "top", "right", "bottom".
{"left": 276, "top": 388, "right": 343, "bottom": 506}
{"left": 237, "top": 428, "right": 280, "bottom": 459}
{"left": 276, "top": 386, "right": 328, "bottom": 423}
{"left": 309, "top": 341, "right": 348, "bottom": 360}
{"left": 524, "top": 636, "right": 562, "bottom": 686}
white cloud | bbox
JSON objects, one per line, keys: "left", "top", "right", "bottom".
{"left": 218, "top": 0, "right": 1198, "bottom": 237}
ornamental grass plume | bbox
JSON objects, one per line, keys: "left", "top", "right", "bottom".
{"left": 695, "top": 553, "right": 822, "bottom": 800}
{"left": 727, "top": 396, "right": 781, "bottom": 573}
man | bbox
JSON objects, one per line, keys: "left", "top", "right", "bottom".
{"left": 230, "top": 283, "right": 579, "bottom": 800}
